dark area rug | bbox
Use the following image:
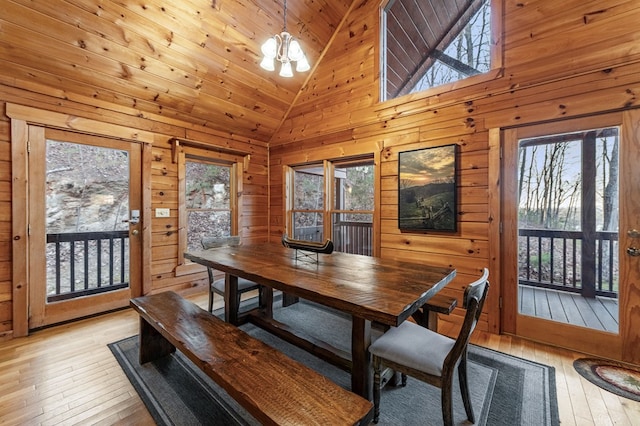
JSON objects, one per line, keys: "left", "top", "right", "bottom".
{"left": 573, "top": 358, "right": 640, "bottom": 402}
{"left": 110, "top": 301, "right": 559, "bottom": 425}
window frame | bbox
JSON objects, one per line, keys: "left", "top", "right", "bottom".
{"left": 175, "top": 147, "right": 244, "bottom": 276}
{"left": 378, "top": 0, "right": 504, "bottom": 103}
{"left": 285, "top": 156, "right": 376, "bottom": 256}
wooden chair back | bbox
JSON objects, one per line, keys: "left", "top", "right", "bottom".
{"left": 443, "top": 268, "right": 490, "bottom": 372}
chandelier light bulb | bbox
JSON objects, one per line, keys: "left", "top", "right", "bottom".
{"left": 261, "top": 37, "right": 277, "bottom": 58}
{"left": 260, "top": 56, "right": 275, "bottom": 71}
{"left": 295, "top": 55, "right": 310, "bottom": 72}
{"left": 288, "top": 40, "right": 304, "bottom": 62}
{"left": 279, "top": 61, "right": 294, "bottom": 78}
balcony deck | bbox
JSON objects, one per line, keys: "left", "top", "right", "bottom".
{"left": 518, "top": 285, "right": 619, "bottom": 333}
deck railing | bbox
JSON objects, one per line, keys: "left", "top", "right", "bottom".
{"left": 46, "top": 230, "right": 130, "bottom": 302}
{"left": 294, "top": 222, "right": 373, "bottom": 256}
{"left": 518, "top": 228, "right": 618, "bottom": 298}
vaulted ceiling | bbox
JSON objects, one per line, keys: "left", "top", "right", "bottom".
{"left": 0, "top": 0, "right": 465, "bottom": 144}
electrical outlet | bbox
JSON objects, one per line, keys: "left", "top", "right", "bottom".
{"left": 155, "top": 208, "right": 170, "bottom": 218}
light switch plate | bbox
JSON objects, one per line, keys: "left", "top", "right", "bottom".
{"left": 155, "top": 208, "right": 170, "bottom": 218}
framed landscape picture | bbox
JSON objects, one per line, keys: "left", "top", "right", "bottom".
{"left": 398, "top": 144, "right": 457, "bottom": 231}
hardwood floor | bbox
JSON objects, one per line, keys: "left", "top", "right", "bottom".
{"left": 1, "top": 292, "right": 639, "bottom": 425}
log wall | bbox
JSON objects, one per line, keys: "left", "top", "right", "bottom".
{"left": 0, "top": 86, "right": 269, "bottom": 338}
{"left": 269, "top": 0, "right": 640, "bottom": 335}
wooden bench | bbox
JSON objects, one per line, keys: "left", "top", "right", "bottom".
{"left": 411, "top": 293, "right": 458, "bottom": 331}
{"left": 130, "top": 291, "right": 372, "bottom": 426}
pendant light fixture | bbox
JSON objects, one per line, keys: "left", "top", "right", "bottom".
{"left": 260, "top": 0, "right": 310, "bottom": 77}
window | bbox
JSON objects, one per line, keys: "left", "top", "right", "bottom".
{"left": 288, "top": 158, "right": 375, "bottom": 256}
{"left": 175, "top": 144, "right": 244, "bottom": 274}
{"left": 184, "top": 160, "right": 233, "bottom": 252}
{"left": 381, "top": 0, "right": 497, "bottom": 101}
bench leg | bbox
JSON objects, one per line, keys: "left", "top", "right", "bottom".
{"left": 139, "top": 317, "right": 175, "bottom": 364}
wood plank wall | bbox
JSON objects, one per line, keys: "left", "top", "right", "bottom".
{"left": 0, "top": 87, "right": 269, "bottom": 339}
{"left": 269, "top": 0, "right": 640, "bottom": 334}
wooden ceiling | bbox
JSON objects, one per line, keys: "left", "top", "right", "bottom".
{"left": 1, "top": 0, "right": 467, "bottom": 144}
{"left": 0, "top": 0, "right": 353, "bottom": 142}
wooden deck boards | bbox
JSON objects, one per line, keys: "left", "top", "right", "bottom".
{"left": 519, "top": 285, "right": 619, "bottom": 333}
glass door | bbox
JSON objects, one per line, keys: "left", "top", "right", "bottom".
{"left": 502, "top": 111, "right": 640, "bottom": 362}
{"left": 28, "top": 129, "right": 141, "bottom": 328}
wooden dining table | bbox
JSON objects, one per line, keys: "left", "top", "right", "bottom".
{"left": 184, "top": 242, "right": 456, "bottom": 400}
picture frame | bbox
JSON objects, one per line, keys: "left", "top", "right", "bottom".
{"left": 398, "top": 144, "right": 457, "bottom": 232}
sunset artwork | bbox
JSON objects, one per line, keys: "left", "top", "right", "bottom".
{"left": 398, "top": 144, "right": 457, "bottom": 231}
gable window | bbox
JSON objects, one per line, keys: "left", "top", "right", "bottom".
{"left": 287, "top": 158, "right": 375, "bottom": 256}
{"left": 381, "top": 0, "right": 498, "bottom": 101}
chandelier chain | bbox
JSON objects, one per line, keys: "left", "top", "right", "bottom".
{"left": 283, "top": 0, "right": 287, "bottom": 32}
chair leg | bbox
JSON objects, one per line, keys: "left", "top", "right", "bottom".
{"left": 373, "top": 359, "right": 381, "bottom": 423}
{"left": 401, "top": 373, "right": 407, "bottom": 386}
{"left": 458, "top": 352, "right": 475, "bottom": 423}
{"left": 208, "top": 288, "right": 214, "bottom": 313}
{"left": 441, "top": 378, "right": 454, "bottom": 426}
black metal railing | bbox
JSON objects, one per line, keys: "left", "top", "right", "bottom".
{"left": 518, "top": 228, "right": 618, "bottom": 298}
{"left": 333, "top": 221, "right": 373, "bottom": 256}
{"left": 46, "top": 231, "right": 130, "bottom": 302}
{"left": 294, "top": 222, "right": 373, "bottom": 256}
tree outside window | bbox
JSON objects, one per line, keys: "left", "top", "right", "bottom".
{"left": 382, "top": 0, "right": 495, "bottom": 100}
{"left": 185, "top": 160, "right": 232, "bottom": 252}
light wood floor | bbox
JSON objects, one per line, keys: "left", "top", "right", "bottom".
{"left": 1, "top": 292, "right": 639, "bottom": 425}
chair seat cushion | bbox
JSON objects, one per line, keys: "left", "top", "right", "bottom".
{"left": 212, "top": 277, "right": 259, "bottom": 293}
{"left": 369, "top": 320, "right": 455, "bottom": 376}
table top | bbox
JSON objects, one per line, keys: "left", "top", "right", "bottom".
{"left": 185, "top": 243, "right": 456, "bottom": 327}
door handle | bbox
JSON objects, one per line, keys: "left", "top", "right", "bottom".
{"left": 131, "top": 229, "right": 139, "bottom": 236}
{"left": 626, "top": 246, "right": 640, "bottom": 257}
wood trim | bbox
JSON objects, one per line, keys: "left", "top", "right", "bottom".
{"left": 515, "top": 315, "right": 621, "bottom": 358}
{"left": 620, "top": 109, "right": 640, "bottom": 364}
{"left": 500, "top": 128, "right": 518, "bottom": 335}
{"left": 141, "top": 143, "right": 153, "bottom": 295}
{"left": 487, "top": 127, "right": 501, "bottom": 334}
{"left": 373, "top": 146, "right": 382, "bottom": 257}
{"left": 11, "top": 118, "right": 28, "bottom": 337}
{"left": 5, "top": 103, "right": 154, "bottom": 144}
{"left": 169, "top": 137, "right": 251, "bottom": 159}
{"left": 176, "top": 149, "right": 187, "bottom": 269}
{"left": 234, "top": 162, "right": 242, "bottom": 236}
{"left": 27, "top": 126, "right": 46, "bottom": 328}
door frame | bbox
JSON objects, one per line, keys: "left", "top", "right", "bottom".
{"left": 501, "top": 110, "right": 640, "bottom": 364}
{"left": 9, "top": 104, "right": 153, "bottom": 336}
{"left": 28, "top": 128, "right": 142, "bottom": 328}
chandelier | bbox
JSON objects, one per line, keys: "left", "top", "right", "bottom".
{"left": 260, "top": 0, "right": 310, "bottom": 77}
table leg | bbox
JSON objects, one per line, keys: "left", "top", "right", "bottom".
{"left": 351, "top": 316, "right": 372, "bottom": 400}
{"left": 225, "top": 274, "right": 239, "bottom": 325}
{"left": 259, "top": 285, "right": 273, "bottom": 319}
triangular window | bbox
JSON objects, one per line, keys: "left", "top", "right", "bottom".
{"left": 382, "top": 0, "right": 496, "bottom": 101}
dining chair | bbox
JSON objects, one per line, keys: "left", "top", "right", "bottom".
{"left": 201, "top": 236, "right": 261, "bottom": 313}
{"left": 369, "top": 268, "right": 490, "bottom": 425}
